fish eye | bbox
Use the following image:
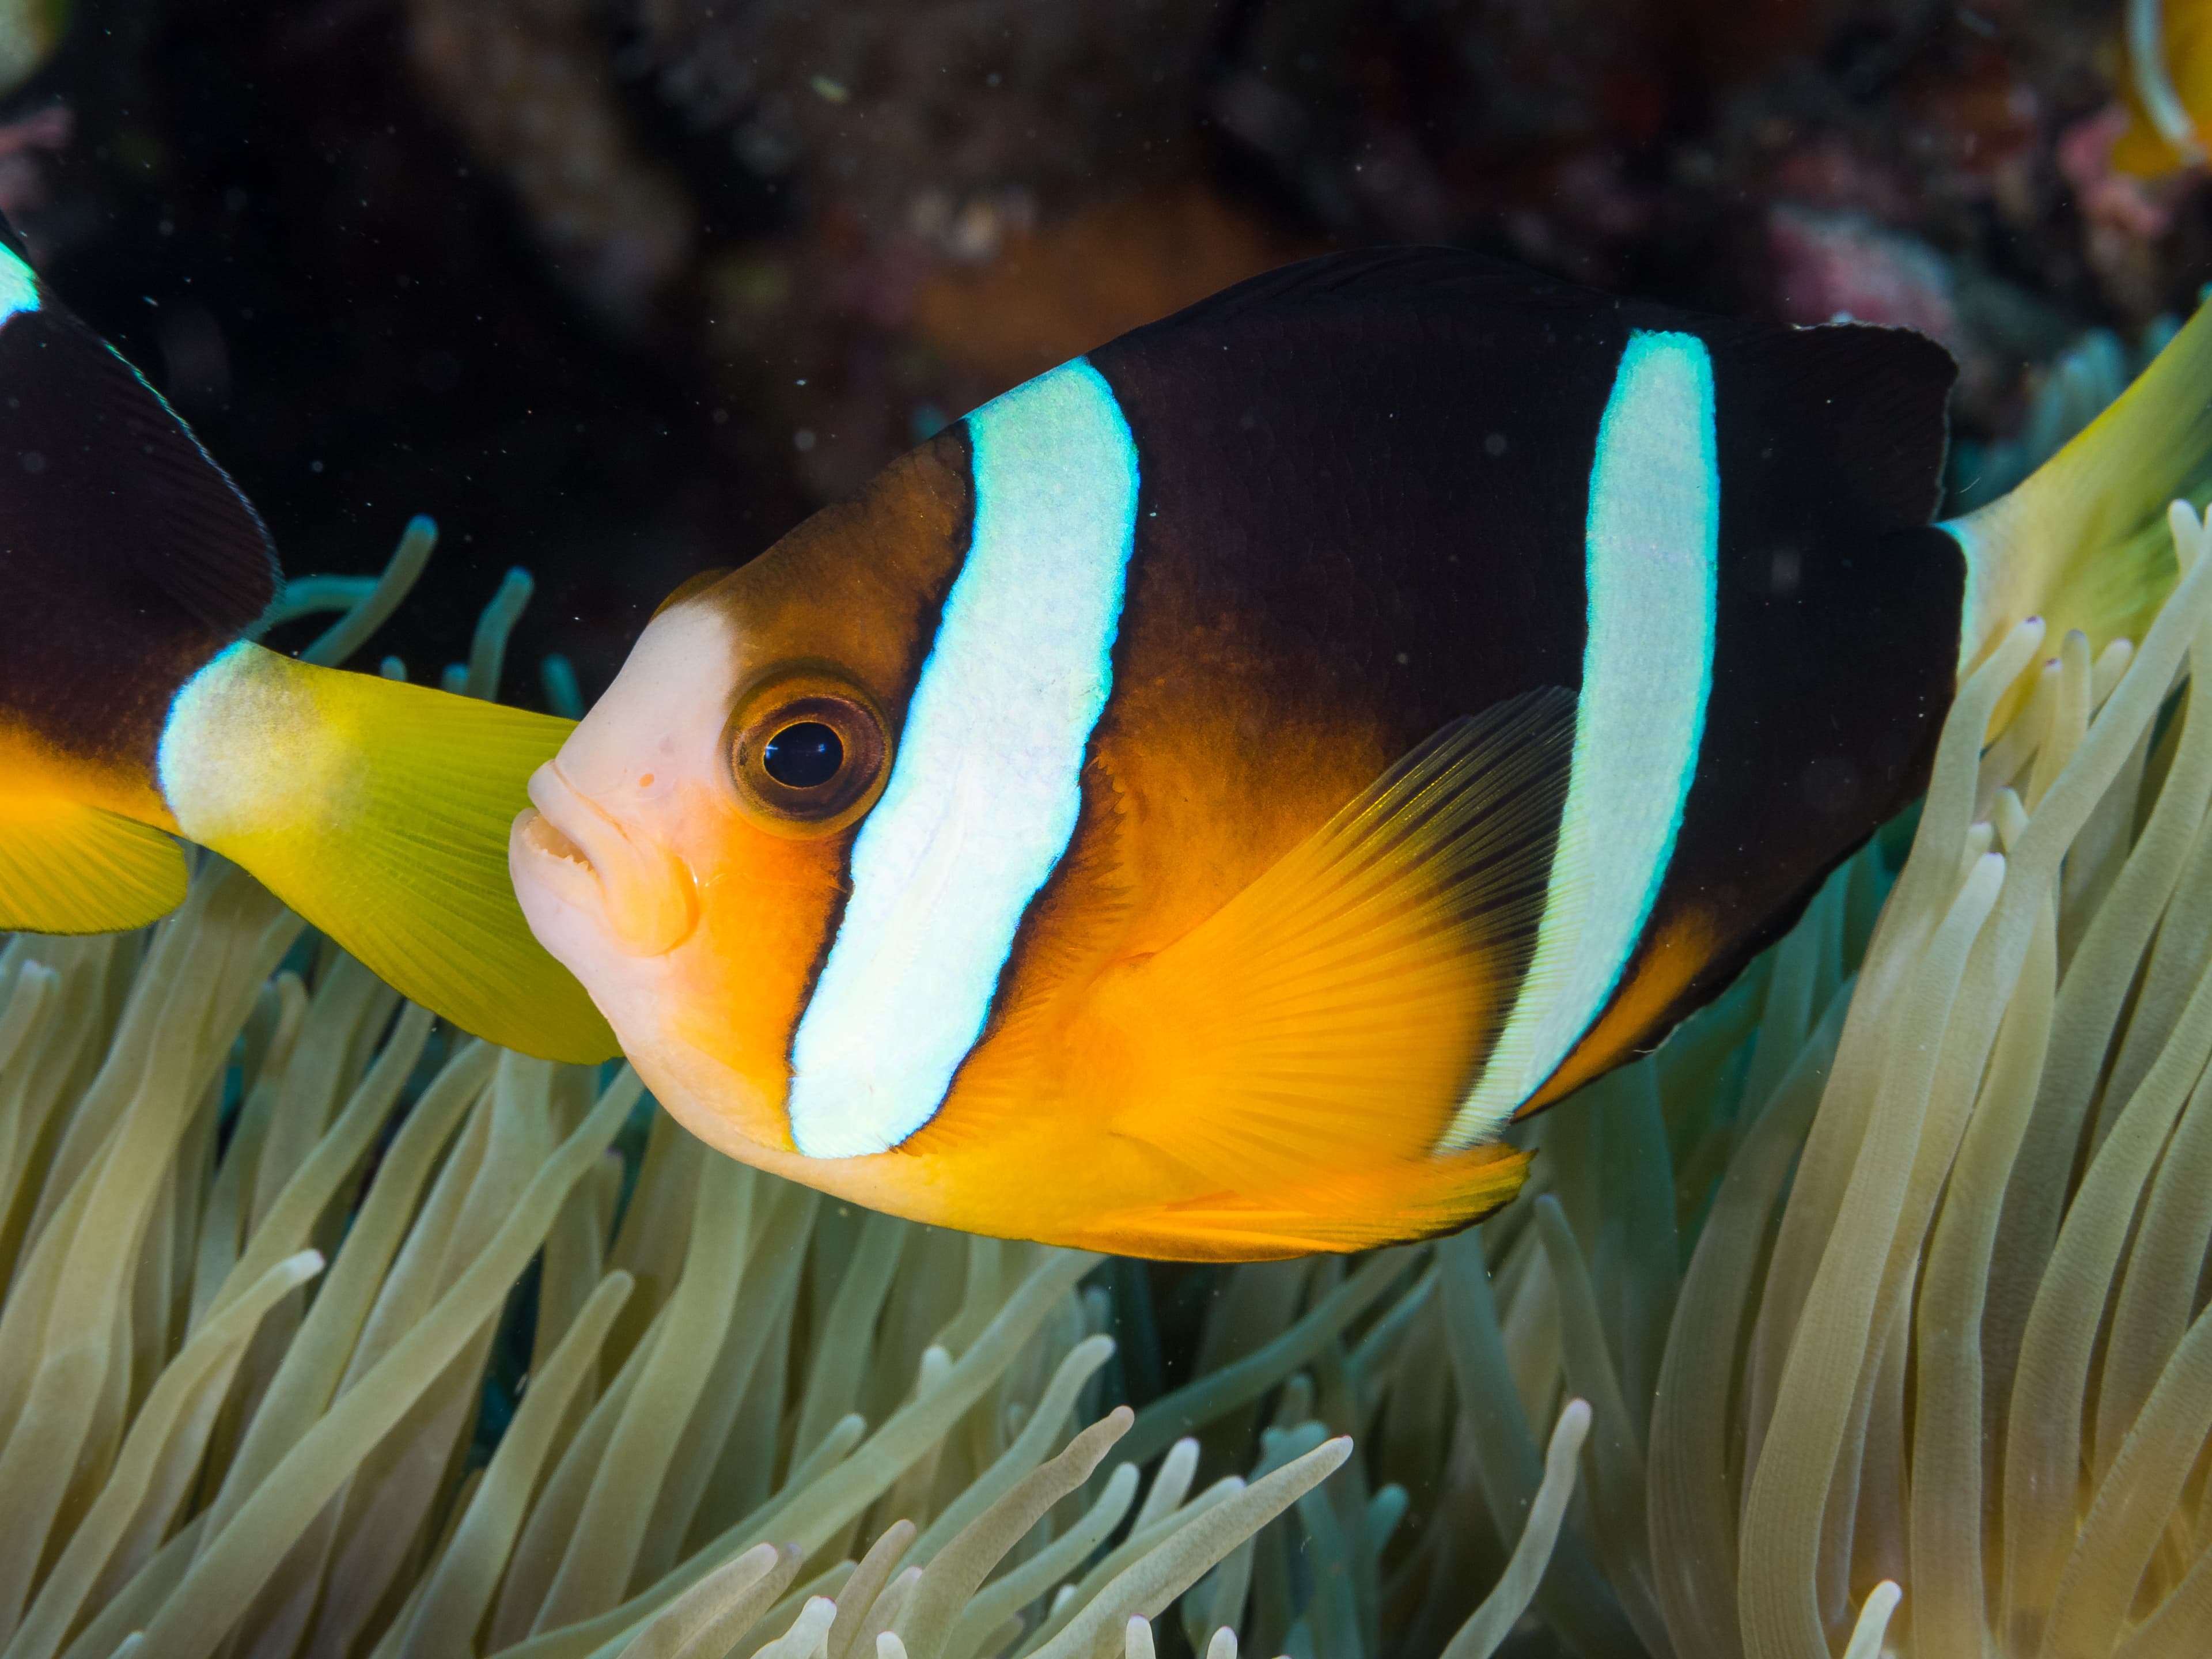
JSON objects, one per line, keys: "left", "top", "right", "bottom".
{"left": 762, "top": 722, "right": 843, "bottom": 788}
{"left": 726, "top": 669, "right": 890, "bottom": 836}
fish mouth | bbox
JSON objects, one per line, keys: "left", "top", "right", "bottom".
{"left": 513, "top": 762, "right": 699, "bottom": 956}
{"left": 518, "top": 809, "right": 589, "bottom": 871}
{"left": 517, "top": 770, "right": 600, "bottom": 877}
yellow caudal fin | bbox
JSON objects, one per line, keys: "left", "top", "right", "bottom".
{"left": 0, "top": 793, "right": 186, "bottom": 932}
{"left": 1080, "top": 686, "right": 1577, "bottom": 1204}
{"left": 156, "top": 642, "right": 618, "bottom": 1062}
{"left": 1947, "top": 301, "right": 2212, "bottom": 681}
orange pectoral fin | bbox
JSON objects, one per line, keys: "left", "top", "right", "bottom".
{"left": 1094, "top": 688, "right": 1577, "bottom": 1197}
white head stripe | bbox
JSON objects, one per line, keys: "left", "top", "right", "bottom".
{"left": 787, "top": 358, "right": 1140, "bottom": 1158}
{"left": 0, "top": 246, "right": 35, "bottom": 323}
{"left": 1447, "top": 328, "right": 1718, "bottom": 1146}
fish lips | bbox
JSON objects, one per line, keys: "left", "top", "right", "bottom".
{"left": 511, "top": 761, "right": 700, "bottom": 959}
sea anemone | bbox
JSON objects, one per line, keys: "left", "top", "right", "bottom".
{"left": 14, "top": 491, "right": 2212, "bottom": 1658}
{"left": 0, "top": 847, "right": 1591, "bottom": 1659}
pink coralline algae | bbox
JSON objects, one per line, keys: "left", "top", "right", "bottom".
{"left": 1767, "top": 202, "right": 1962, "bottom": 350}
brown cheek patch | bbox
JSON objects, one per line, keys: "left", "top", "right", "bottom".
{"left": 694, "top": 429, "right": 975, "bottom": 730}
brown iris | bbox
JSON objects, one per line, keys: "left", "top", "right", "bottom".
{"left": 726, "top": 667, "right": 890, "bottom": 835}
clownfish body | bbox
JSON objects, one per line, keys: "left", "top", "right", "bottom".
{"left": 512, "top": 249, "right": 2212, "bottom": 1259}
{"left": 0, "top": 216, "right": 613, "bottom": 1061}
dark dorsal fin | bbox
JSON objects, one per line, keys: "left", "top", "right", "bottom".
{"left": 1116, "top": 244, "right": 1957, "bottom": 542}
{"left": 1135, "top": 244, "right": 1606, "bottom": 325}
{"left": 0, "top": 211, "right": 278, "bottom": 639}
{"left": 1705, "top": 316, "right": 1955, "bottom": 538}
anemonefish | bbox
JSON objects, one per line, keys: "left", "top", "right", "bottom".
{"left": 2118, "top": 0, "right": 2212, "bottom": 173}
{"left": 510, "top": 248, "right": 2212, "bottom": 1259}
{"left": 0, "top": 215, "right": 612, "bottom": 1061}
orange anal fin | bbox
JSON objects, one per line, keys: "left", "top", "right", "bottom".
{"left": 1065, "top": 1142, "right": 1533, "bottom": 1261}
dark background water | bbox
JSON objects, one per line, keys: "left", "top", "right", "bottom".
{"left": 13, "top": 0, "right": 2202, "bottom": 703}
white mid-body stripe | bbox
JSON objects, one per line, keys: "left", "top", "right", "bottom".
{"left": 1446, "top": 328, "right": 1719, "bottom": 1147}
{"left": 787, "top": 358, "right": 1140, "bottom": 1158}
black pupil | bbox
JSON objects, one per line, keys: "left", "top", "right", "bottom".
{"left": 762, "top": 722, "right": 843, "bottom": 789}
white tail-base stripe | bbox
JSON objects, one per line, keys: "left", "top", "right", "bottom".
{"left": 1446, "top": 329, "right": 1718, "bottom": 1147}
{"left": 788, "top": 358, "right": 1139, "bottom": 1158}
